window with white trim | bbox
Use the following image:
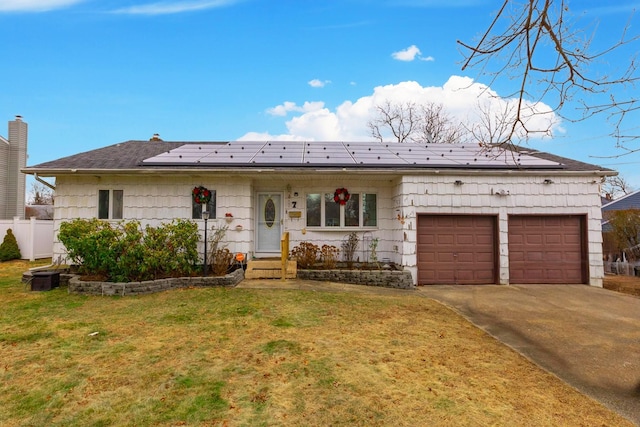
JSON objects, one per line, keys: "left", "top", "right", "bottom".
{"left": 98, "top": 189, "right": 123, "bottom": 219}
{"left": 192, "top": 191, "right": 216, "bottom": 219}
{"left": 306, "top": 192, "right": 377, "bottom": 228}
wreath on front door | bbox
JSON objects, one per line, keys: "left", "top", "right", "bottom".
{"left": 192, "top": 186, "right": 212, "bottom": 205}
{"left": 333, "top": 188, "right": 350, "bottom": 205}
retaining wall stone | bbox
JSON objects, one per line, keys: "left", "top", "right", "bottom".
{"left": 67, "top": 268, "right": 244, "bottom": 296}
{"left": 297, "top": 268, "right": 415, "bottom": 290}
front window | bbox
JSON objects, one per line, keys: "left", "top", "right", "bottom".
{"left": 98, "top": 189, "right": 123, "bottom": 219}
{"left": 192, "top": 190, "right": 216, "bottom": 219}
{"left": 306, "top": 192, "right": 377, "bottom": 228}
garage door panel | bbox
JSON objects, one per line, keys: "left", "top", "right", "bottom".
{"left": 526, "top": 235, "right": 543, "bottom": 245}
{"left": 545, "top": 235, "right": 562, "bottom": 245}
{"left": 476, "top": 253, "right": 494, "bottom": 263}
{"left": 509, "top": 215, "right": 585, "bottom": 284}
{"left": 437, "top": 235, "right": 454, "bottom": 245}
{"left": 456, "top": 235, "right": 474, "bottom": 245}
{"left": 437, "top": 253, "right": 455, "bottom": 262}
{"left": 564, "top": 235, "right": 581, "bottom": 245}
{"left": 418, "top": 215, "right": 496, "bottom": 285}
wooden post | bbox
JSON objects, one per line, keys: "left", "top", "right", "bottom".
{"left": 281, "top": 232, "right": 289, "bottom": 280}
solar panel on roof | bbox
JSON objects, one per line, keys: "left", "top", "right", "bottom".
{"left": 141, "top": 140, "right": 564, "bottom": 169}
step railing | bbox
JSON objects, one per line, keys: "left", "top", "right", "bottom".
{"left": 281, "top": 232, "right": 289, "bottom": 280}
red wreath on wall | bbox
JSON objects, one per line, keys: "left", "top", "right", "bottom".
{"left": 192, "top": 186, "right": 212, "bottom": 205}
{"left": 333, "top": 188, "right": 350, "bottom": 205}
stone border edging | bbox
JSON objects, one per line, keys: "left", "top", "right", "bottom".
{"left": 67, "top": 268, "right": 244, "bottom": 296}
{"left": 297, "top": 269, "right": 415, "bottom": 289}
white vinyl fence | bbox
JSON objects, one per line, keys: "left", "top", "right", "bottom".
{"left": 0, "top": 217, "right": 54, "bottom": 261}
{"left": 604, "top": 261, "right": 639, "bottom": 277}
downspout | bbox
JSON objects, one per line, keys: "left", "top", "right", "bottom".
{"left": 28, "top": 173, "right": 57, "bottom": 271}
{"left": 33, "top": 173, "right": 56, "bottom": 191}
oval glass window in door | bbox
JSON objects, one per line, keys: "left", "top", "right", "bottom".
{"left": 264, "top": 197, "right": 276, "bottom": 228}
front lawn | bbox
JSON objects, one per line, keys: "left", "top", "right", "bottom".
{"left": 0, "top": 260, "right": 631, "bottom": 426}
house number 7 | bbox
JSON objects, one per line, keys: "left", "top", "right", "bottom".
{"left": 291, "top": 201, "right": 297, "bottom": 208}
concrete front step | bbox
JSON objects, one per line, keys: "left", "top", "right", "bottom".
{"left": 245, "top": 260, "right": 297, "bottom": 279}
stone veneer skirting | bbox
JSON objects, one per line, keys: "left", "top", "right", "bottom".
{"left": 67, "top": 268, "right": 244, "bottom": 296}
{"left": 297, "top": 269, "right": 415, "bottom": 290}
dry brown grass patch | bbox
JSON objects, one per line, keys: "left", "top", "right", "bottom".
{"left": 0, "top": 260, "right": 632, "bottom": 426}
{"left": 604, "top": 274, "right": 640, "bottom": 297}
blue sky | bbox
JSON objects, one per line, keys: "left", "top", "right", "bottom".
{"left": 2, "top": 0, "right": 640, "bottom": 187}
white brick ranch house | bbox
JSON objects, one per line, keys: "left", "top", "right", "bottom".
{"left": 22, "top": 139, "right": 615, "bottom": 287}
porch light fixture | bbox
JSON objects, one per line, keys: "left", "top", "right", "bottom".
{"left": 454, "top": 180, "right": 464, "bottom": 186}
{"left": 202, "top": 210, "right": 210, "bottom": 277}
{"left": 543, "top": 179, "right": 554, "bottom": 184}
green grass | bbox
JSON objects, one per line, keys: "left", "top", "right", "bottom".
{"left": 0, "top": 259, "right": 633, "bottom": 426}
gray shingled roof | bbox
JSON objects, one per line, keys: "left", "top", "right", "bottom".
{"left": 602, "top": 189, "right": 640, "bottom": 212}
{"left": 23, "top": 140, "right": 615, "bottom": 174}
{"left": 25, "top": 141, "right": 200, "bottom": 170}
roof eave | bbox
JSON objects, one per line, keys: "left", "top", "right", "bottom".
{"left": 21, "top": 166, "right": 617, "bottom": 177}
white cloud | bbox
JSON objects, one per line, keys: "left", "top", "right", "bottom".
{"left": 420, "top": 56, "right": 435, "bottom": 62}
{"left": 0, "top": 0, "right": 84, "bottom": 12}
{"left": 392, "top": 45, "right": 422, "bottom": 61}
{"left": 112, "top": 0, "right": 242, "bottom": 15}
{"left": 266, "top": 101, "right": 324, "bottom": 117}
{"left": 308, "top": 79, "right": 331, "bottom": 88}
{"left": 239, "top": 76, "right": 561, "bottom": 142}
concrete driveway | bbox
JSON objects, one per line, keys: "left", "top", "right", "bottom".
{"left": 418, "top": 285, "right": 640, "bottom": 425}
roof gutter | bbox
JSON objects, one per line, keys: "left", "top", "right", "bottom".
{"left": 33, "top": 173, "right": 56, "bottom": 191}
{"left": 21, "top": 166, "right": 617, "bottom": 178}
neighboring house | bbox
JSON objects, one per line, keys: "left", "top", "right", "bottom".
{"left": 25, "top": 205, "right": 54, "bottom": 220}
{"left": 601, "top": 189, "right": 640, "bottom": 261}
{"left": 601, "top": 189, "right": 640, "bottom": 214}
{"left": 0, "top": 116, "right": 27, "bottom": 220}
{"left": 22, "top": 139, "right": 615, "bottom": 287}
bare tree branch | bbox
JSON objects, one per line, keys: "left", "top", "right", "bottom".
{"left": 602, "top": 175, "right": 634, "bottom": 200}
{"left": 368, "top": 101, "right": 466, "bottom": 144}
{"left": 458, "top": 0, "right": 640, "bottom": 152}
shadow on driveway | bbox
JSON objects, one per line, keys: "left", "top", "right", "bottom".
{"left": 418, "top": 284, "right": 640, "bottom": 426}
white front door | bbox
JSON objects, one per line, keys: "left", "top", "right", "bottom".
{"left": 256, "top": 193, "right": 283, "bottom": 254}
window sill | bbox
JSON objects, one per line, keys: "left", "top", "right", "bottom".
{"left": 306, "top": 226, "right": 378, "bottom": 231}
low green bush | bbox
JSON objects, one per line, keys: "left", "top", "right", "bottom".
{"left": 58, "top": 218, "right": 200, "bottom": 282}
{"left": 0, "top": 229, "right": 21, "bottom": 262}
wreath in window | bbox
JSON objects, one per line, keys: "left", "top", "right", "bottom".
{"left": 333, "top": 187, "right": 350, "bottom": 205}
{"left": 192, "top": 186, "right": 212, "bottom": 205}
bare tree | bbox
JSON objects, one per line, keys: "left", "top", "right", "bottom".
{"left": 465, "top": 101, "right": 520, "bottom": 146}
{"left": 368, "top": 100, "right": 418, "bottom": 143}
{"left": 29, "top": 182, "right": 54, "bottom": 205}
{"left": 602, "top": 175, "right": 634, "bottom": 200}
{"left": 458, "top": 1, "right": 640, "bottom": 151}
{"left": 416, "top": 103, "right": 467, "bottom": 144}
{"left": 368, "top": 100, "right": 465, "bottom": 143}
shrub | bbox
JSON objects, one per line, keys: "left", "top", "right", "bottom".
{"left": 58, "top": 218, "right": 200, "bottom": 282}
{"left": 206, "top": 224, "right": 229, "bottom": 268}
{"left": 341, "top": 232, "right": 359, "bottom": 268}
{"left": 320, "top": 245, "right": 340, "bottom": 269}
{"left": 146, "top": 219, "right": 200, "bottom": 279}
{"left": 369, "top": 237, "right": 379, "bottom": 264}
{"left": 211, "top": 248, "right": 234, "bottom": 276}
{"left": 58, "top": 219, "right": 117, "bottom": 277}
{"left": 0, "top": 229, "right": 21, "bottom": 261}
{"left": 290, "top": 242, "right": 319, "bottom": 269}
